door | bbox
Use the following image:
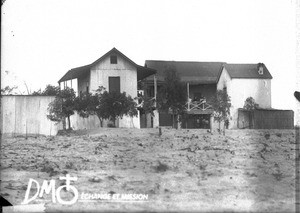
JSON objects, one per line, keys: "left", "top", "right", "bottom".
{"left": 109, "top": 77, "right": 120, "bottom": 93}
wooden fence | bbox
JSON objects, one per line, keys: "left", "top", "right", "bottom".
{"left": 238, "top": 108, "right": 294, "bottom": 129}
{"left": 1, "top": 95, "right": 60, "bottom": 136}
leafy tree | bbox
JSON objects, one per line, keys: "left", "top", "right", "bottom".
{"left": 47, "top": 98, "right": 64, "bottom": 123}
{"left": 157, "top": 67, "right": 187, "bottom": 128}
{"left": 41, "top": 85, "right": 60, "bottom": 96}
{"left": 74, "top": 86, "right": 138, "bottom": 127}
{"left": 138, "top": 94, "right": 156, "bottom": 116}
{"left": 1, "top": 86, "right": 18, "bottom": 95}
{"left": 32, "top": 85, "right": 60, "bottom": 96}
{"left": 210, "top": 88, "right": 231, "bottom": 135}
{"left": 243, "top": 97, "right": 259, "bottom": 128}
{"left": 47, "top": 87, "right": 76, "bottom": 130}
{"left": 137, "top": 81, "right": 157, "bottom": 127}
{"left": 74, "top": 87, "right": 104, "bottom": 127}
{"left": 137, "top": 81, "right": 156, "bottom": 116}
{"left": 243, "top": 97, "right": 259, "bottom": 110}
{"left": 31, "top": 89, "right": 42, "bottom": 95}
{"left": 98, "top": 91, "right": 138, "bottom": 127}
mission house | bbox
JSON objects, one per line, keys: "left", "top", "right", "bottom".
{"left": 58, "top": 47, "right": 273, "bottom": 130}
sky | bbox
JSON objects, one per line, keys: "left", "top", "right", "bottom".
{"left": 1, "top": 0, "right": 298, "bottom": 111}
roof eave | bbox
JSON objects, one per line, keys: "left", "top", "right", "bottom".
{"left": 58, "top": 64, "right": 91, "bottom": 83}
{"left": 137, "top": 65, "right": 157, "bottom": 81}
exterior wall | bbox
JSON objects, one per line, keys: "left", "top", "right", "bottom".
{"left": 69, "top": 112, "right": 101, "bottom": 130}
{"left": 145, "top": 110, "right": 159, "bottom": 128}
{"left": 89, "top": 53, "right": 140, "bottom": 128}
{"left": 1, "top": 96, "right": 60, "bottom": 136}
{"left": 229, "top": 78, "right": 271, "bottom": 128}
{"left": 210, "top": 115, "right": 220, "bottom": 130}
{"left": 68, "top": 112, "right": 125, "bottom": 130}
{"left": 153, "top": 110, "right": 159, "bottom": 128}
{"left": 217, "top": 67, "right": 232, "bottom": 93}
{"left": 216, "top": 68, "right": 233, "bottom": 129}
{"left": 230, "top": 78, "right": 271, "bottom": 109}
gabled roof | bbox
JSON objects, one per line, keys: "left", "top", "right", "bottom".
{"left": 224, "top": 63, "right": 272, "bottom": 79}
{"left": 144, "top": 60, "right": 225, "bottom": 84}
{"left": 58, "top": 48, "right": 156, "bottom": 83}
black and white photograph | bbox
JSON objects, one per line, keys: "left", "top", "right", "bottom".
{"left": 1, "top": 0, "right": 300, "bottom": 212}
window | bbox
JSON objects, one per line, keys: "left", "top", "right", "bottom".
{"left": 109, "top": 77, "right": 120, "bottom": 93}
{"left": 110, "top": 55, "right": 117, "bottom": 64}
{"left": 258, "top": 63, "right": 264, "bottom": 75}
{"left": 258, "top": 67, "right": 264, "bottom": 75}
{"left": 147, "top": 86, "right": 154, "bottom": 97}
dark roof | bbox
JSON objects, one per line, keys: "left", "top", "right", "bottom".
{"left": 58, "top": 48, "right": 156, "bottom": 83}
{"left": 144, "top": 60, "right": 225, "bottom": 84}
{"left": 224, "top": 63, "right": 272, "bottom": 79}
{"left": 58, "top": 64, "right": 91, "bottom": 83}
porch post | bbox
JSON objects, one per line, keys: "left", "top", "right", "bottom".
{"left": 187, "top": 82, "right": 190, "bottom": 111}
{"left": 154, "top": 74, "right": 157, "bottom": 107}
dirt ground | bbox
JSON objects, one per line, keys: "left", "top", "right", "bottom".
{"left": 0, "top": 128, "right": 297, "bottom": 212}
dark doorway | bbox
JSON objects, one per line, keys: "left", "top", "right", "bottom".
{"left": 139, "top": 110, "right": 147, "bottom": 128}
{"left": 109, "top": 77, "right": 120, "bottom": 93}
{"left": 183, "top": 114, "right": 210, "bottom": 129}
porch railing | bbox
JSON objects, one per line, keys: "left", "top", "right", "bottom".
{"left": 136, "top": 96, "right": 155, "bottom": 108}
{"left": 186, "top": 98, "right": 212, "bottom": 111}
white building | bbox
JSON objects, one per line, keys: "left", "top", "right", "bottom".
{"left": 217, "top": 63, "right": 272, "bottom": 129}
{"left": 143, "top": 61, "right": 273, "bottom": 129}
{"left": 58, "top": 48, "right": 156, "bottom": 128}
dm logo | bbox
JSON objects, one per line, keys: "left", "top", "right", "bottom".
{"left": 22, "top": 174, "right": 78, "bottom": 205}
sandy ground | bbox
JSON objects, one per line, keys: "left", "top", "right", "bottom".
{"left": 0, "top": 128, "right": 297, "bottom": 212}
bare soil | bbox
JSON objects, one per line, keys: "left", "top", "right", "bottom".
{"left": 0, "top": 128, "right": 297, "bottom": 212}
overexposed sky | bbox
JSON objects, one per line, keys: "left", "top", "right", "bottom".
{"left": 1, "top": 0, "right": 298, "bottom": 110}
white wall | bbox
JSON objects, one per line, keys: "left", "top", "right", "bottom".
{"left": 1, "top": 96, "right": 60, "bottom": 136}
{"left": 217, "top": 67, "right": 232, "bottom": 93}
{"left": 69, "top": 112, "right": 101, "bottom": 130}
{"left": 230, "top": 78, "right": 271, "bottom": 109}
{"left": 228, "top": 78, "right": 271, "bottom": 128}
{"left": 216, "top": 68, "right": 233, "bottom": 129}
{"left": 89, "top": 53, "right": 140, "bottom": 128}
{"left": 145, "top": 110, "right": 159, "bottom": 128}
